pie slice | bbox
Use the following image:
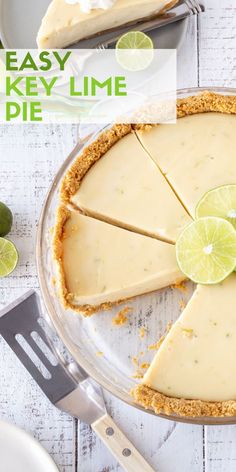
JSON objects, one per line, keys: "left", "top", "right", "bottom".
{"left": 62, "top": 129, "right": 191, "bottom": 244}
{"left": 133, "top": 273, "right": 236, "bottom": 417}
{"left": 136, "top": 93, "right": 236, "bottom": 217}
{"left": 54, "top": 207, "right": 184, "bottom": 315}
{"left": 37, "top": 0, "right": 177, "bottom": 48}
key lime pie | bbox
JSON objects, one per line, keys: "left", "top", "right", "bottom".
{"left": 37, "top": 0, "right": 177, "bottom": 48}
{"left": 54, "top": 91, "right": 236, "bottom": 417}
{"left": 55, "top": 208, "right": 184, "bottom": 314}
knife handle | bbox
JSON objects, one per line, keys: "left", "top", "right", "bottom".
{"left": 92, "top": 413, "right": 155, "bottom": 472}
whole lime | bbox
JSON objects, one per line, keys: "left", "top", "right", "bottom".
{"left": 0, "top": 202, "right": 13, "bottom": 236}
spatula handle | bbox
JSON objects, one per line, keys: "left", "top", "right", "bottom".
{"left": 92, "top": 413, "right": 155, "bottom": 472}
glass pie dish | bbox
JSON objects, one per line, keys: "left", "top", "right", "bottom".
{"left": 36, "top": 86, "right": 236, "bottom": 425}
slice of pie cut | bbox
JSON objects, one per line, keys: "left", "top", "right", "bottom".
{"left": 54, "top": 207, "right": 184, "bottom": 315}
{"left": 37, "top": 0, "right": 177, "bottom": 48}
{"left": 136, "top": 93, "right": 236, "bottom": 218}
{"left": 62, "top": 131, "right": 191, "bottom": 244}
{"left": 133, "top": 273, "right": 236, "bottom": 417}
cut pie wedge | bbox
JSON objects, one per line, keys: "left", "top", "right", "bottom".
{"left": 62, "top": 130, "right": 191, "bottom": 244}
{"left": 136, "top": 93, "right": 236, "bottom": 217}
{"left": 133, "top": 273, "right": 236, "bottom": 417}
{"left": 37, "top": 0, "right": 177, "bottom": 49}
{"left": 54, "top": 207, "right": 185, "bottom": 315}
{"left": 53, "top": 92, "right": 236, "bottom": 418}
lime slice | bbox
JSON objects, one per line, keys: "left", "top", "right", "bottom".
{"left": 0, "top": 238, "right": 18, "bottom": 277}
{"left": 176, "top": 217, "right": 236, "bottom": 284}
{"left": 116, "top": 31, "right": 154, "bottom": 71}
{"left": 196, "top": 184, "right": 236, "bottom": 230}
{"left": 0, "top": 202, "right": 13, "bottom": 237}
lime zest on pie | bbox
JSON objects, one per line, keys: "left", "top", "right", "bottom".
{"left": 116, "top": 31, "right": 154, "bottom": 72}
{"left": 53, "top": 92, "right": 236, "bottom": 418}
{"left": 0, "top": 202, "right": 13, "bottom": 237}
{"left": 54, "top": 207, "right": 185, "bottom": 315}
{"left": 196, "top": 184, "right": 236, "bottom": 230}
{"left": 37, "top": 0, "right": 178, "bottom": 49}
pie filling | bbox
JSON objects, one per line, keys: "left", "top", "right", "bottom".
{"left": 54, "top": 208, "right": 184, "bottom": 312}
{"left": 37, "top": 0, "right": 177, "bottom": 48}
{"left": 137, "top": 112, "right": 236, "bottom": 218}
{"left": 53, "top": 92, "right": 236, "bottom": 415}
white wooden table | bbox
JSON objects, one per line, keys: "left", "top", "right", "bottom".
{"left": 1, "top": 1, "right": 236, "bottom": 470}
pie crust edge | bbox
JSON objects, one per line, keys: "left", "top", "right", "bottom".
{"left": 55, "top": 91, "right": 236, "bottom": 318}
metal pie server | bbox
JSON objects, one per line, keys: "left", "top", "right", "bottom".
{"left": 0, "top": 291, "right": 154, "bottom": 472}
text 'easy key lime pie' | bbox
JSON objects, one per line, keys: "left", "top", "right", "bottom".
{"left": 53, "top": 91, "right": 236, "bottom": 418}
{"left": 37, "top": 0, "right": 178, "bottom": 48}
